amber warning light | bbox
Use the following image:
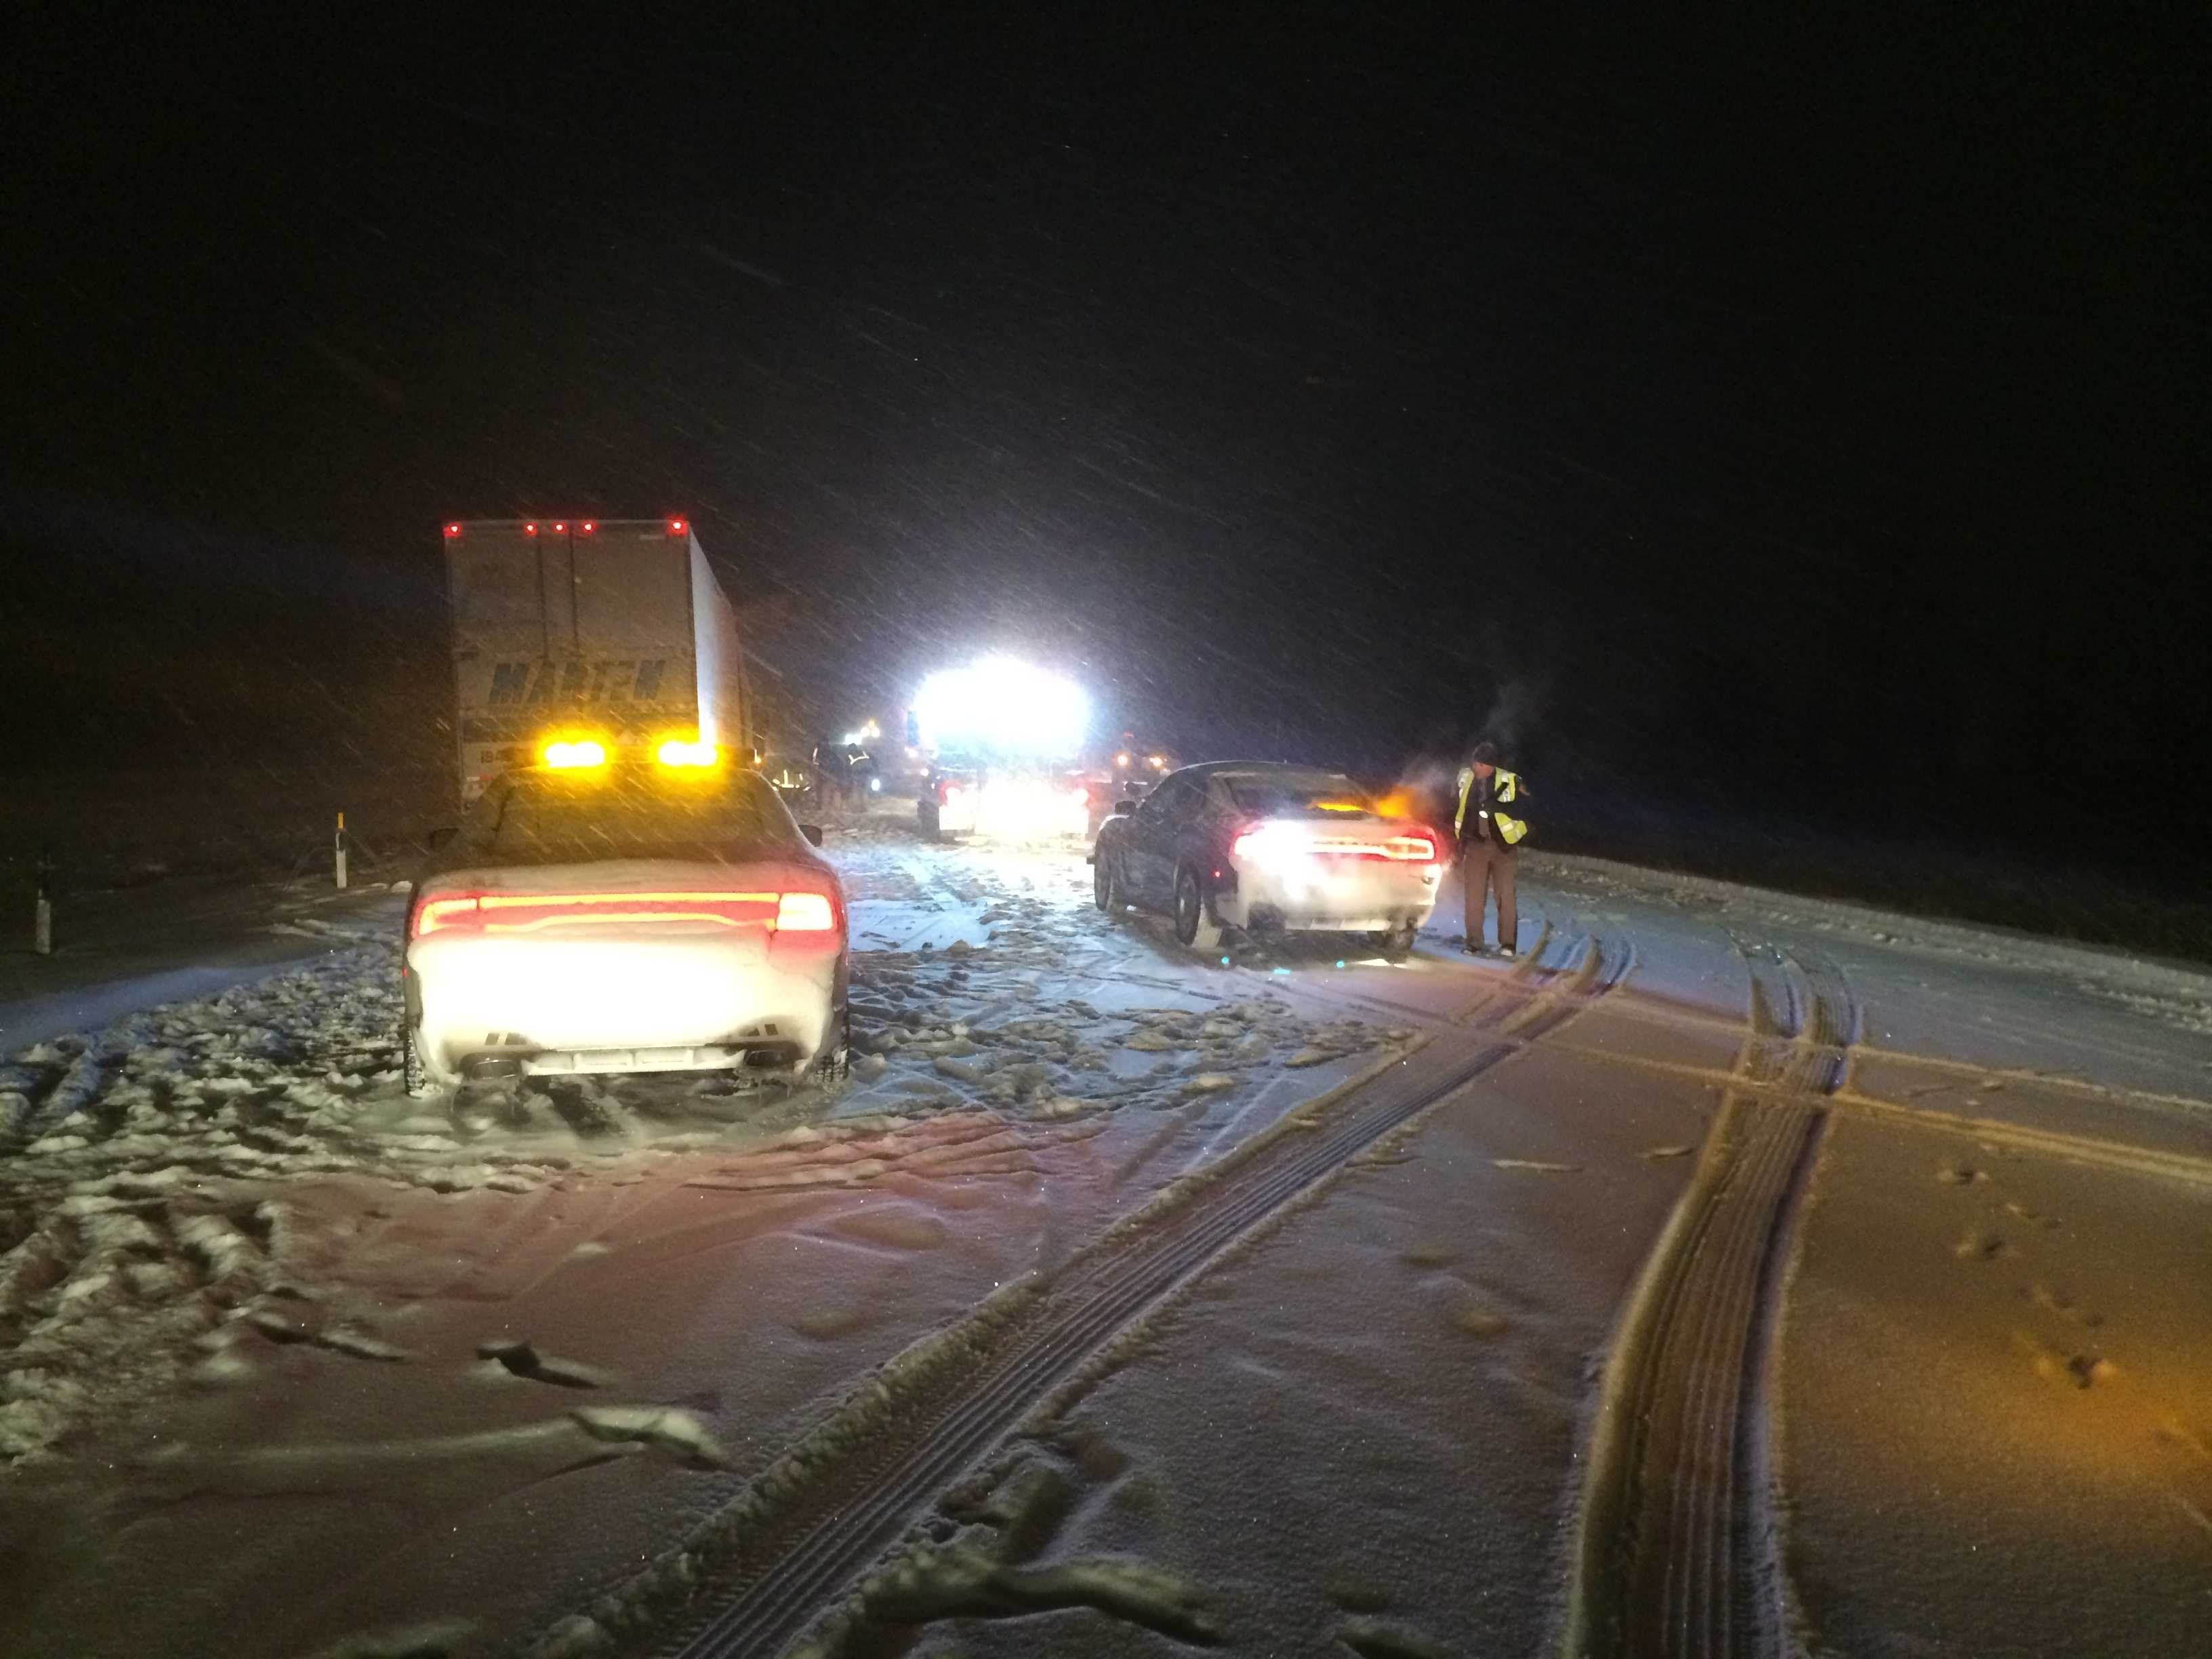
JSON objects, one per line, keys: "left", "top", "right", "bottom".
{"left": 541, "top": 739, "right": 607, "bottom": 770}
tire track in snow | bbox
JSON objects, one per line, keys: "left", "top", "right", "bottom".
{"left": 1565, "top": 943, "right": 1854, "bottom": 1659}
{"left": 555, "top": 929, "right": 1632, "bottom": 1659}
{"left": 1252, "top": 914, "right": 1559, "bottom": 1032}
{"left": 1528, "top": 1035, "right": 2212, "bottom": 1193}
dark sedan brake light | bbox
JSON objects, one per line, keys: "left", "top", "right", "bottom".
{"left": 775, "top": 892, "right": 836, "bottom": 930}
{"left": 1231, "top": 822, "right": 1437, "bottom": 862}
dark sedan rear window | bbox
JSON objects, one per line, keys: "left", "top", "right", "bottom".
{"left": 471, "top": 769, "right": 800, "bottom": 863}
{"left": 1221, "top": 774, "right": 1375, "bottom": 818}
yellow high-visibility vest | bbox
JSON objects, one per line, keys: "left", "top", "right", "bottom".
{"left": 1455, "top": 767, "right": 1529, "bottom": 846}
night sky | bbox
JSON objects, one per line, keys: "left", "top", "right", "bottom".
{"left": 4, "top": 11, "right": 2205, "bottom": 880}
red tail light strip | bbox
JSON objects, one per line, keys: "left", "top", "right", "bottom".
{"left": 411, "top": 890, "right": 842, "bottom": 939}
{"left": 1232, "top": 825, "right": 1437, "bottom": 862}
{"left": 1380, "top": 834, "right": 1439, "bottom": 861}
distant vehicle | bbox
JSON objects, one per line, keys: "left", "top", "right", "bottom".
{"left": 1090, "top": 761, "right": 1443, "bottom": 958}
{"left": 909, "top": 659, "right": 1094, "bottom": 841}
{"left": 976, "top": 769, "right": 1092, "bottom": 842}
{"left": 1109, "top": 743, "right": 1178, "bottom": 802}
{"left": 440, "top": 517, "right": 751, "bottom": 802}
{"left": 918, "top": 757, "right": 982, "bottom": 839}
{"left": 401, "top": 743, "right": 847, "bottom": 1093}
{"left": 918, "top": 758, "right": 1092, "bottom": 843}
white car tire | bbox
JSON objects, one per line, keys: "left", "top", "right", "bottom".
{"left": 403, "top": 1025, "right": 450, "bottom": 1099}
{"left": 812, "top": 1002, "right": 851, "bottom": 1084}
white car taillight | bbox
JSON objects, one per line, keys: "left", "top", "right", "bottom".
{"left": 413, "top": 893, "right": 487, "bottom": 938}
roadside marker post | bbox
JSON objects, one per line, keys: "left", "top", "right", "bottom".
{"left": 335, "top": 811, "right": 348, "bottom": 891}
{"left": 34, "top": 846, "right": 54, "bottom": 956}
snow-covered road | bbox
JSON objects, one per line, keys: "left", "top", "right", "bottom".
{"left": 3, "top": 813, "right": 2209, "bottom": 1658}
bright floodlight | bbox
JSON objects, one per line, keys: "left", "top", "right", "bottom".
{"left": 914, "top": 659, "right": 1091, "bottom": 758}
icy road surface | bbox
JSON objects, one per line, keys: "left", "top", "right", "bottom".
{"left": 3, "top": 812, "right": 2209, "bottom": 1658}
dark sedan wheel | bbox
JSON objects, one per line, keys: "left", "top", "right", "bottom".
{"left": 1378, "top": 922, "right": 1420, "bottom": 960}
{"left": 1174, "top": 865, "right": 1223, "bottom": 953}
{"left": 1094, "top": 849, "right": 1124, "bottom": 914}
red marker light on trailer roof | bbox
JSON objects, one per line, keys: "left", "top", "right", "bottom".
{"left": 525, "top": 522, "right": 539, "bottom": 535}
{"left": 581, "top": 520, "right": 596, "bottom": 533}
{"left": 443, "top": 523, "right": 462, "bottom": 537}
{"left": 668, "top": 517, "right": 687, "bottom": 535}
{"left": 553, "top": 521, "right": 566, "bottom": 533}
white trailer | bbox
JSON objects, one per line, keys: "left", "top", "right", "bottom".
{"left": 440, "top": 517, "right": 749, "bottom": 801}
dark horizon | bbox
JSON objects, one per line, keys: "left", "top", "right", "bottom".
{"left": 5, "top": 10, "right": 2205, "bottom": 883}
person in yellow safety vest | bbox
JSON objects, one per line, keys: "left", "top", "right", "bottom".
{"left": 1454, "top": 741, "right": 1529, "bottom": 958}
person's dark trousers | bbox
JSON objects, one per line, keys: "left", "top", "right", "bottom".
{"left": 1460, "top": 840, "right": 1518, "bottom": 951}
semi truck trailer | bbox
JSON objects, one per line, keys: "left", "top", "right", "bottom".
{"left": 440, "top": 517, "right": 749, "bottom": 801}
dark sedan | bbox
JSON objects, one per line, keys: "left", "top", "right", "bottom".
{"left": 1089, "top": 761, "right": 1443, "bottom": 958}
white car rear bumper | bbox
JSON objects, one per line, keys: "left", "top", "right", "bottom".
{"left": 408, "top": 930, "right": 839, "bottom": 1082}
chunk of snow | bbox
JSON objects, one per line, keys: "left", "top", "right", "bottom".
{"left": 569, "top": 1405, "right": 729, "bottom": 1469}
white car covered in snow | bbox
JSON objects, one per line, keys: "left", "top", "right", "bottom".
{"left": 402, "top": 751, "right": 848, "bottom": 1092}
{"left": 1090, "top": 761, "right": 1443, "bottom": 957}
